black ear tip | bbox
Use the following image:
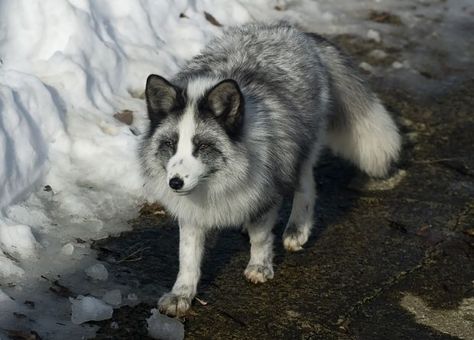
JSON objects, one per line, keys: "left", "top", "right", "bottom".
{"left": 146, "top": 74, "right": 163, "bottom": 86}
{"left": 221, "top": 79, "right": 240, "bottom": 89}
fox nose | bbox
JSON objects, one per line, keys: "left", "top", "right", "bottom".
{"left": 169, "top": 176, "right": 184, "bottom": 190}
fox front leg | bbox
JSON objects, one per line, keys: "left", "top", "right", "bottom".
{"left": 158, "top": 220, "right": 205, "bottom": 317}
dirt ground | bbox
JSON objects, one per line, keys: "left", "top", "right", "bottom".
{"left": 93, "top": 25, "right": 474, "bottom": 340}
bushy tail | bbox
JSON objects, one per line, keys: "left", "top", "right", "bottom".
{"left": 310, "top": 34, "right": 401, "bottom": 177}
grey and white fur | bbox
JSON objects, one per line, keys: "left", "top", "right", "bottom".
{"left": 139, "top": 22, "right": 401, "bottom": 316}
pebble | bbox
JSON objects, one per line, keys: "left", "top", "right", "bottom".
{"left": 369, "top": 49, "right": 388, "bottom": 59}
{"left": 367, "top": 29, "right": 381, "bottom": 43}
{"left": 359, "top": 62, "right": 375, "bottom": 73}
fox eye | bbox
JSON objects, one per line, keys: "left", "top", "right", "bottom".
{"left": 198, "top": 143, "right": 210, "bottom": 151}
{"left": 160, "top": 139, "right": 175, "bottom": 148}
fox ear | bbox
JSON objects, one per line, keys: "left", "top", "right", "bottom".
{"left": 205, "top": 79, "right": 244, "bottom": 137}
{"left": 145, "top": 74, "right": 182, "bottom": 123}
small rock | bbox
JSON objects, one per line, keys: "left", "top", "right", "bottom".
{"left": 359, "top": 62, "right": 375, "bottom": 73}
{"left": 147, "top": 308, "right": 184, "bottom": 340}
{"left": 368, "top": 49, "right": 387, "bottom": 59}
{"left": 85, "top": 263, "right": 108, "bottom": 281}
{"left": 392, "top": 61, "right": 404, "bottom": 69}
{"left": 367, "top": 29, "right": 381, "bottom": 43}
{"left": 110, "top": 321, "right": 119, "bottom": 329}
{"left": 399, "top": 117, "right": 414, "bottom": 127}
{"left": 405, "top": 131, "right": 419, "bottom": 143}
{"left": 70, "top": 295, "right": 113, "bottom": 324}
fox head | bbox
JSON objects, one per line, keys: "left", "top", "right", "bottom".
{"left": 143, "top": 74, "right": 245, "bottom": 194}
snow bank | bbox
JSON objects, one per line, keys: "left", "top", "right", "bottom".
{"left": 0, "top": 1, "right": 300, "bottom": 338}
{"left": 0, "top": 72, "right": 65, "bottom": 211}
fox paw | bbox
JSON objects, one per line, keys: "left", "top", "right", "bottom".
{"left": 244, "top": 264, "right": 274, "bottom": 284}
{"left": 158, "top": 292, "right": 191, "bottom": 317}
{"left": 283, "top": 225, "right": 309, "bottom": 252}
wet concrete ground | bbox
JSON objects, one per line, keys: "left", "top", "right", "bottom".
{"left": 93, "top": 35, "right": 474, "bottom": 339}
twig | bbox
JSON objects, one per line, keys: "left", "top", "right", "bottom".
{"left": 413, "top": 157, "right": 470, "bottom": 164}
{"left": 116, "top": 246, "right": 150, "bottom": 263}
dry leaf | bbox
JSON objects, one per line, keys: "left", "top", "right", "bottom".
{"left": 114, "top": 110, "right": 134, "bottom": 125}
{"left": 463, "top": 228, "right": 474, "bottom": 237}
{"left": 49, "top": 280, "right": 75, "bottom": 298}
{"left": 195, "top": 297, "right": 208, "bottom": 306}
{"left": 7, "top": 330, "right": 42, "bottom": 340}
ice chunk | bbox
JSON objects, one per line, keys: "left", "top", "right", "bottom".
{"left": 0, "top": 254, "right": 25, "bottom": 277}
{"left": 103, "top": 289, "right": 122, "bottom": 306}
{"left": 0, "top": 224, "right": 39, "bottom": 258}
{"left": 70, "top": 295, "right": 113, "bottom": 324}
{"left": 0, "top": 288, "right": 16, "bottom": 305}
{"left": 85, "top": 263, "right": 108, "bottom": 281}
{"left": 147, "top": 308, "right": 184, "bottom": 340}
{"left": 61, "top": 243, "right": 75, "bottom": 255}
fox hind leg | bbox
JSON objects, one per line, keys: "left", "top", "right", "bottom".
{"left": 244, "top": 204, "right": 280, "bottom": 284}
{"left": 283, "top": 154, "right": 317, "bottom": 252}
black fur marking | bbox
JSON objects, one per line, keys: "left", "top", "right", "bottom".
{"left": 284, "top": 222, "right": 300, "bottom": 235}
{"left": 155, "top": 132, "right": 179, "bottom": 165}
{"left": 197, "top": 79, "right": 245, "bottom": 141}
{"left": 145, "top": 74, "right": 187, "bottom": 135}
{"left": 247, "top": 195, "right": 279, "bottom": 224}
